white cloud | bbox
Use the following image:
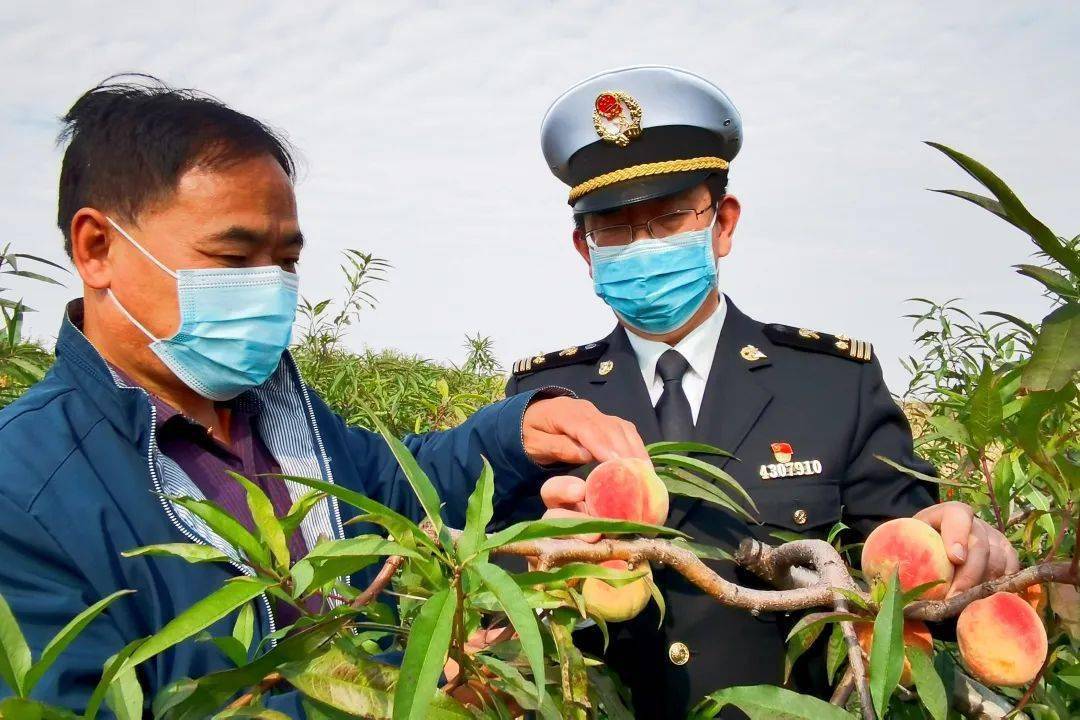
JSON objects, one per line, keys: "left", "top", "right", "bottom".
{"left": 2, "top": 0, "right": 1077, "bottom": 392}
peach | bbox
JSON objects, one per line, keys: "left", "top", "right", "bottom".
{"left": 957, "top": 591, "right": 1048, "bottom": 687}
{"left": 584, "top": 458, "right": 669, "bottom": 526}
{"left": 855, "top": 620, "right": 933, "bottom": 687}
{"left": 860, "top": 517, "right": 954, "bottom": 600}
{"left": 582, "top": 559, "right": 652, "bottom": 623}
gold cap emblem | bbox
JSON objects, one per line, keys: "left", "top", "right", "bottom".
{"left": 740, "top": 345, "right": 767, "bottom": 362}
{"left": 593, "top": 91, "right": 643, "bottom": 147}
{"left": 558, "top": 346, "right": 578, "bottom": 357}
{"left": 598, "top": 360, "right": 614, "bottom": 376}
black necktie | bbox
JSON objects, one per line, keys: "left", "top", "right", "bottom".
{"left": 655, "top": 349, "right": 694, "bottom": 440}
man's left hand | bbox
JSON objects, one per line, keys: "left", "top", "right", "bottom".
{"left": 913, "top": 501, "right": 1020, "bottom": 598}
{"left": 522, "top": 397, "right": 648, "bottom": 466}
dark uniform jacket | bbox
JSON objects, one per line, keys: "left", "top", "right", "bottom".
{"left": 504, "top": 298, "right": 936, "bottom": 719}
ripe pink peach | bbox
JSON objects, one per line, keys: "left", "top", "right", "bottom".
{"left": 584, "top": 458, "right": 669, "bottom": 526}
{"left": 581, "top": 559, "right": 652, "bottom": 623}
{"left": 855, "top": 620, "right": 934, "bottom": 687}
{"left": 860, "top": 517, "right": 954, "bottom": 600}
{"left": 957, "top": 591, "right": 1048, "bottom": 687}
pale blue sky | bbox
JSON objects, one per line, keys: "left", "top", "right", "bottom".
{"left": 3, "top": 1, "right": 1078, "bottom": 391}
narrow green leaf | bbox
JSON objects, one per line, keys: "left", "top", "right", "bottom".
{"left": 868, "top": 572, "right": 905, "bottom": 717}
{"left": 907, "top": 646, "right": 947, "bottom": 720}
{"left": 229, "top": 473, "right": 290, "bottom": 570}
{"left": 291, "top": 536, "right": 418, "bottom": 597}
{"left": 668, "top": 538, "right": 733, "bottom": 562}
{"left": 928, "top": 188, "right": 1017, "bottom": 228}
{"left": 925, "top": 416, "right": 972, "bottom": 448}
{"left": 393, "top": 587, "right": 457, "bottom": 720}
{"left": 122, "top": 543, "right": 231, "bottom": 564}
{"left": 0, "top": 590, "right": 32, "bottom": 696}
{"left": 126, "top": 577, "right": 271, "bottom": 669}
{"left": 85, "top": 639, "right": 144, "bottom": 720}
{"left": 273, "top": 475, "right": 437, "bottom": 554}
{"left": 281, "top": 491, "right": 327, "bottom": 536}
{"left": 169, "top": 496, "right": 271, "bottom": 570}
{"left": 1022, "top": 303, "right": 1080, "bottom": 392}
{"left": 784, "top": 612, "right": 863, "bottom": 644}
{"left": 482, "top": 517, "right": 684, "bottom": 550}
{"left": 549, "top": 613, "right": 590, "bottom": 716}
{"left": 473, "top": 561, "right": 546, "bottom": 700}
{"left": 232, "top": 602, "right": 255, "bottom": 653}
{"left": 825, "top": 624, "right": 847, "bottom": 684}
{"left": 23, "top": 589, "right": 134, "bottom": 694}
{"left": 512, "top": 563, "right": 647, "bottom": 588}
{"left": 689, "top": 684, "right": 854, "bottom": 719}
{"left": 459, "top": 458, "right": 494, "bottom": 561}
{"left": 104, "top": 653, "right": 143, "bottom": 720}
{"left": 1014, "top": 264, "right": 1076, "bottom": 298}
{"left": 650, "top": 454, "right": 758, "bottom": 512}
{"left": 368, "top": 416, "right": 452, "bottom": 551}
{"left": 926, "top": 142, "right": 1080, "bottom": 276}
{"left": 646, "top": 441, "right": 734, "bottom": 458}
{"left": 658, "top": 473, "right": 758, "bottom": 523}
{"left": 873, "top": 456, "right": 972, "bottom": 487}
{"left": 784, "top": 621, "right": 826, "bottom": 684}
{"left": 215, "top": 707, "right": 295, "bottom": 719}
{"left": 966, "top": 364, "right": 1002, "bottom": 449}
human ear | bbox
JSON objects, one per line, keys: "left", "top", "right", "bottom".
{"left": 712, "top": 194, "right": 741, "bottom": 259}
{"left": 572, "top": 226, "right": 593, "bottom": 276}
{"left": 70, "top": 208, "right": 116, "bottom": 290}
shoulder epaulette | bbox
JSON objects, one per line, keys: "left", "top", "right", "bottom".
{"left": 762, "top": 324, "right": 873, "bottom": 363}
{"left": 512, "top": 341, "right": 609, "bottom": 376}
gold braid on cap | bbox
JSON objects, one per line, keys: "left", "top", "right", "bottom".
{"left": 568, "top": 156, "right": 730, "bottom": 204}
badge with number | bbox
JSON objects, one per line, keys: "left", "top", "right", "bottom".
{"left": 759, "top": 442, "right": 823, "bottom": 480}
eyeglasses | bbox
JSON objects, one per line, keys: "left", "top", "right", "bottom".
{"left": 584, "top": 203, "right": 716, "bottom": 248}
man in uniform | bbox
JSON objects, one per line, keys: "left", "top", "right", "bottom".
{"left": 506, "top": 65, "right": 1019, "bottom": 717}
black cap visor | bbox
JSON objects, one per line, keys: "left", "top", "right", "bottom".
{"left": 571, "top": 170, "right": 711, "bottom": 214}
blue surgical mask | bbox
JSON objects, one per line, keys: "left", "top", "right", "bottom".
{"left": 106, "top": 217, "right": 299, "bottom": 401}
{"left": 590, "top": 216, "right": 719, "bottom": 335}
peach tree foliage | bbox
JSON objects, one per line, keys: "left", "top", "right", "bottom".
{"left": 0, "top": 144, "right": 1075, "bottom": 720}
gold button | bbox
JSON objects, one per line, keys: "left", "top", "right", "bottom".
{"left": 792, "top": 509, "right": 808, "bottom": 526}
{"left": 668, "top": 641, "right": 690, "bottom": 666}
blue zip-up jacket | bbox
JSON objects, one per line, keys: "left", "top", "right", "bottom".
{"left": 0, "top": 302, "right": 555, "bottom": 716}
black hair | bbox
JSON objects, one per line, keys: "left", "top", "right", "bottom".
{"left": 56, "top": 73, "right": 296, "bottom": 257}
{"left": 572, "top": 171, "right": 729, "bottom": 231}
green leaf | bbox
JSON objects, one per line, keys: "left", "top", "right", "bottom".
{"left": 658, "top": 473, "right": 758, "bottom": 523}
{"left": 926, "top": 416, "right": 972, "bottom": 448}
{"left": 23, "top": 589, "right": 134, "bottom": 694}
{"left": 281, "top": 647, "right": 471, "bottom": 720}
{"left": 868, "top": 572, "right": 905, "bottom": 717}
{"left": 689, "top": 684, "right": 854, "bottom": 719}
{"left": 873, "top": 455, "right": 972, "bottom": 487}
{"left": 228, "top": 473, "right": 290, "bottom": 571}
{"left": 0, "top": 589, "right": 32, "bottom": 696}
{"left": 585, "top": 666, "right": 634, "bottom": 720}
{"left": 169, "top": 496, "right": 272, "bottom": 570}
{"left": 783, "top": 620, "right": 827, "bottom": 684}
{"left": 85, "top": 639, "right": 144, "bottom": 720}
{"left": 825, "top": 625, "right": 847, "bottom": 684}
{"left": 214, "top": 708, "right": 294, "bottom": 719}
{"left": 368, "top": 415, "right": 452, "bottom": 552}
{"left": 1022, "top": 303, "right": 1080, "bottom": 392}
{"left": 668, "top": 538, "right": 733, "bottom": 562}
{"left": 512, "top": 562, "right": 647, "bottom": 588}
{"left": 0, "top": 697, "right": 79, "bottom": 719}
{"left": 900, "top": 580, "right": 947, "bottom": 605}
{"left": 473, "top": 654, "right": 562, "bottom": 720}
{"left": 926, "top": 142, "right": 1080, "bottom": 276}
{"left": 784, "top": 612, "right": 863, "bottom": 644}
{"left": 291, "top": 536, "right": 418, "bottom": 597}
{"left": 472, "top": 561, "right": 546, "bottom": 700}
{"left": 1015, "top": 264, "right": 1076, "bottom": 298}
{"left": 482, "top": 517, "right": 684, "bottom": 550}
{"left": 646, "top": 441, "right": 734, "bottom": 458}
{"left": 459, "top": 458, "right": 494, "bottom": 561}
{"left": 549, "top": 613, "right": 590, "bottom": 716}
{"left": 105, "top": 652, "right": 144, "bottom": 720}
{"left": 392, "top": 587, "right": 457, "bottom": 720}
{"left": 928, "top": 188, "right": 1017, "bottom": 229}
{"left": 650, "top": 454, "right": 758, "bottom": 512}
{"left": 232, "top": 602, "right": 255, "bottom": 653}
{"left": 966, "top": 364, "right": 1002, "bottom": 449}
{"left": 906, "top": 646, "right": 947, "bottom": 720}
{"left": 126, "top": 577, "right": 271, "bottom": 669}
{"left": 122, "top": 543, "right": 232, "bottom": 564}
{"left": 274, "top": 475, "right": 437, "bottom": 554}
{"left": 281, "top": 491, "right": 327, "bottom": 537}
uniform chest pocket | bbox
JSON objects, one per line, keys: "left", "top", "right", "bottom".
{"left": 751, "top": 479, "right": 843, "bottom": 535}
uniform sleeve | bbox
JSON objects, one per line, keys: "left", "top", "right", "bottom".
{"left": 323, "top": 388, "right": 564, "bottom": 528}
{"left": 841, "top": 357, "right": 937, "bottom": 539}
{"left": 504, "top": 373, "right": 520, "bottom": 398}
{"left": 0, "top": 493, "right": 129, "bottom": 714}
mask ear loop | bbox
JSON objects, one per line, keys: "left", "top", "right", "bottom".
{"left": 105, "top": 216, "right": 178, "bottom": 278}
{"left": 104, "top": 216, "right": 176, "bottom": 342}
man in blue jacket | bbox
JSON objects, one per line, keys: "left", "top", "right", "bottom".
{"left": 0, "top": 76, "right": 646, "bottom": 715}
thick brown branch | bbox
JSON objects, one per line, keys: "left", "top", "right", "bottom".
{"left": 351, "top": 554, "right": 406, "bottom": 608}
